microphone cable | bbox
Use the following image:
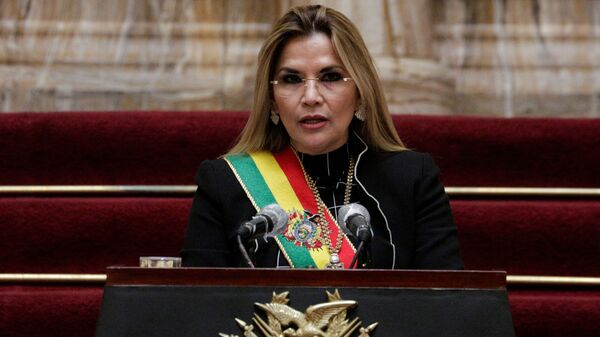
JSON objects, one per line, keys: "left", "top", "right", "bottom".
{"left": 237, "top": 234, "right": 255, "bottom": 268}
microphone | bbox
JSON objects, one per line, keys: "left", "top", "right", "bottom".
{"left": 338, "top": 203, "right": 372, "bottom": 269}
{"left": 338, "top": 203, "right": 372, "bottom": 242}
{"left": 237, "top": 204, "right": 288, "bottom": 241}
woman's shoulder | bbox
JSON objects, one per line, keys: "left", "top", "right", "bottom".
{"left": 367, "top": 149, "right": 436, "bottom": 169}
{"left": 194, "top": 158, "right": 235, "bottom": 183}
{"left": 357, "top": 149, "right": 441, "bottom": 187}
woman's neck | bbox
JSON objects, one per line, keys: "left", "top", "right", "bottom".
{"left": 298, "top": 142, "right": 350, "bottom": 187}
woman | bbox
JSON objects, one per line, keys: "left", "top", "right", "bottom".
{"left": 181, "top": 5, "right": 462, "bottom": 269}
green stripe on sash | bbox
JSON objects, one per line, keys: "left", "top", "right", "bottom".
{"left": 226, "top": 153, "right": 275, "bottom": 207}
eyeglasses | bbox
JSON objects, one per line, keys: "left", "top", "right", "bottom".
{"left": 270, "top": 72, "right": 353, "bottom": 96}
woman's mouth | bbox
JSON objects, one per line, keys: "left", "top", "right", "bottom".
{"left": 300, "top": 115, "right": 328, "bottom": 129}
{"left": 303, "top": 119, "right": 324, "bottom": 124}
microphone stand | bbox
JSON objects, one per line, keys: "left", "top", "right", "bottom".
{"left": 236, "top": 235, "right": 255, "bottom": 268}
{"left": 349, "top": 226, "right": 372, "bottom": 269}
{"left": 349, "top": 241, "right": 365, "bottom": 269}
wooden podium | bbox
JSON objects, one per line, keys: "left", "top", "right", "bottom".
{"left": 95, "top": 267, "right": 515, "bottom": 337}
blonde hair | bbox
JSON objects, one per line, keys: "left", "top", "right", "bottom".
{"left": 227, "top": 5, "right": 405, "bottom": 154}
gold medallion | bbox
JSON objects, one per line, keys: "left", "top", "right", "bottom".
{"left": 325, "top": 253, "right": 345, "bottom": 269}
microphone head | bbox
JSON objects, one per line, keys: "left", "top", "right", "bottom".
{"left": 338, "top": 203, "right": 372, "bottom": 241}
{"left": 259, "top": 204, "right": 288, "bottom": 237}
{"left": 338, "top": 203, "right": 370, "bottom": 226}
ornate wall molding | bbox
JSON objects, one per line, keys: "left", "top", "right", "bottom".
{"left": 1, "top": 0, "right": 599, "bottom": 116}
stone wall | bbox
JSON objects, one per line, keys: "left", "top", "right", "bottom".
{"left": 1, "top": 0, "right": 599, "bottom": 116}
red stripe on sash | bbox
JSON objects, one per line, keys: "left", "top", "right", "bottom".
{"left": 273, "top": 148, "right": 318, "bottom": 214}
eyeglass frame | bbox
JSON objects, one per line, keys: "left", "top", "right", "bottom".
{"left": 269, "top": 76, "right": 354, "bottom": 94}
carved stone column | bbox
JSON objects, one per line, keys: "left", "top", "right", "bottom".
{"left": 379, "top": 0, "right": 456, "bottom": 115}
{"left": 435, "top": 0, "right": 600, "bottom": 117}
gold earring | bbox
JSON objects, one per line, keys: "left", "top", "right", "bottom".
{"left": 354, "top": 104, "right": 366, "bottom": 121}
{"left": 270, "top": 110, "right": 280, "bottom": 125}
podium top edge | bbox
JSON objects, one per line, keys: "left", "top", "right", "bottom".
{"left": 105, "top": 267, "right": 506, "bottom": 290}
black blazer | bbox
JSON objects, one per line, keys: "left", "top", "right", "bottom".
{"left": 181, "top": 142, "right": 463, "bottom": 270}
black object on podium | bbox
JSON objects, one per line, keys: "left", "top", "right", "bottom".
{"left": 95, "top": 267, "right": 515, "bottom": 337}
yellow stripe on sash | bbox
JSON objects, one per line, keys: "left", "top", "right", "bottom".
{"left": 249, "top": 152, "right": 300, "bottom": 212}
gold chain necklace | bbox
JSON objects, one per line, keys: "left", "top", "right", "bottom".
{"left": 301, "top": 154, "right": 355, "bottom": 269}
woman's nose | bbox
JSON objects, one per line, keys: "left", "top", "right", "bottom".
{"left": 302, "top": 79, "right": 323, "bottom": 105}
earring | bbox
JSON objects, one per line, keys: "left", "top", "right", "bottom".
{"left": 270, "top": 110, "right": 280, "bottom": 125}
{"left": 354, "top": 104, "right": 366, "bottom": 121}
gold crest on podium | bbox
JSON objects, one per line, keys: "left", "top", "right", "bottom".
{"left": 219, "top": 290, "right": 378, "bottom": 337}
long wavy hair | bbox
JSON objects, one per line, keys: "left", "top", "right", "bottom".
{"left": 227, "top": 5, "right": 404, "bottom": 154}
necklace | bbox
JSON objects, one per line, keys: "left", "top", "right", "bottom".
{"left": 301, "top": 154, "right": 355, "bottom": 269}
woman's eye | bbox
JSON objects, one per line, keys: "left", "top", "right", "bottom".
{"left": 320, "top": 72, "right": 343, "bottom": 82}
{"left": 282, "top": 74, "right": 303, "bottom": 84}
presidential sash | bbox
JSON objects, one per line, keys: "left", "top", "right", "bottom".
{"left": 224, "top": 146, "right": 356, "bottom": 269}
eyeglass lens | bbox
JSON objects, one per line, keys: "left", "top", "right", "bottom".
{"left": 273, "top": 71, "right": 351, "bottom": 95}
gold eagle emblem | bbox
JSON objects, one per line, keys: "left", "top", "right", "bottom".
{"left": 219, "top": 290, "right": 378, "bottom": 337}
